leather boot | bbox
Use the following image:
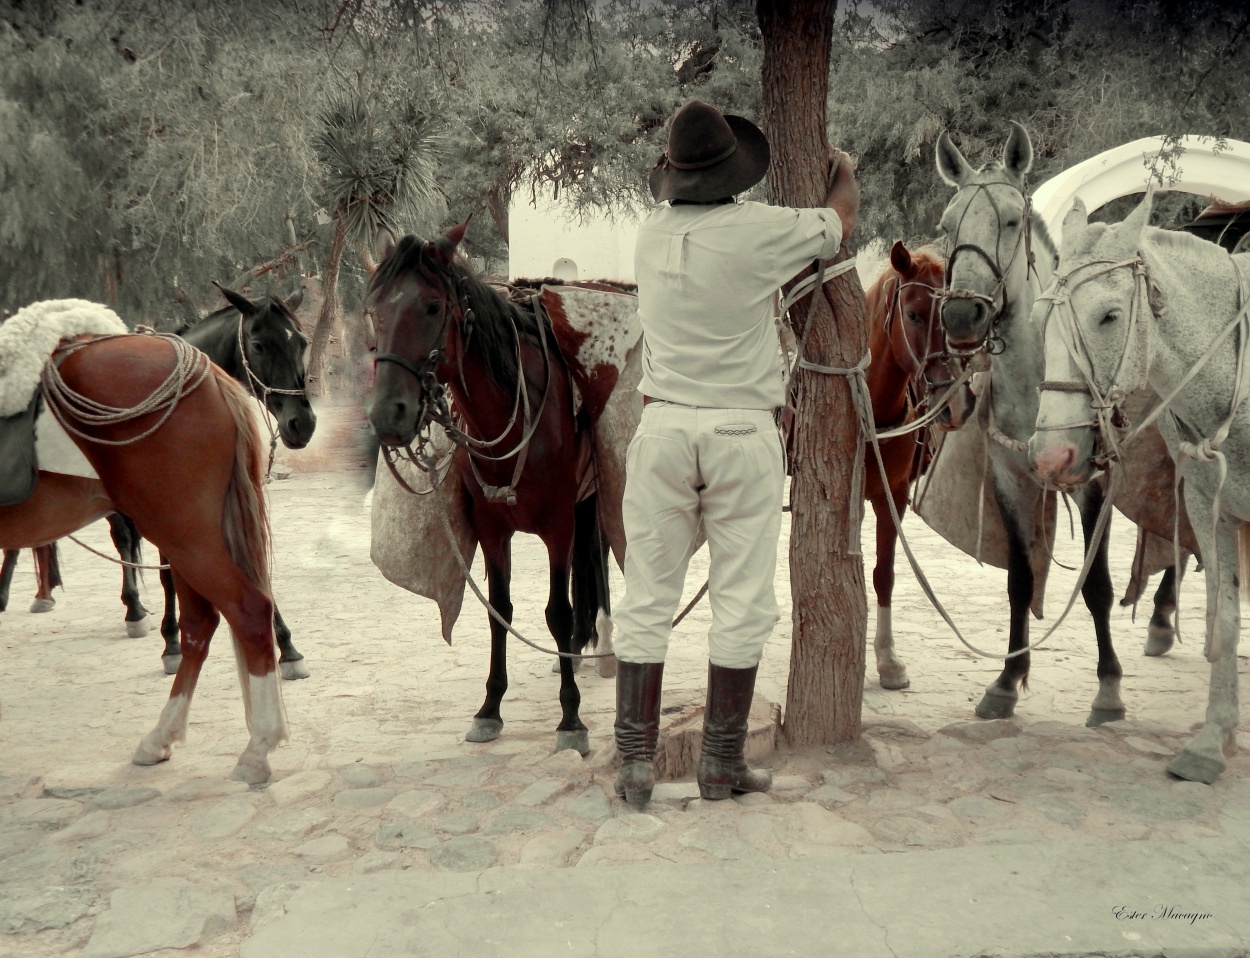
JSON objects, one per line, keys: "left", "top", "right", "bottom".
{"left": 698, "top": 662, "right": 772, "bottom": 800}
{"left": 613, "top": 661, "right": 664, "bottom": 808}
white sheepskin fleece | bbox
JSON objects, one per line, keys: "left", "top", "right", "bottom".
{"left": 0, "top": 299, "right": 129, "bottom": 417}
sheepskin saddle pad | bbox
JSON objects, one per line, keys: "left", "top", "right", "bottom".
{"left": 0, "top": 299, "right": 129, "bottom": 505}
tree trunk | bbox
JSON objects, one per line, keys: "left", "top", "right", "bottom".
{"left": 308, "top": 215, "right": 348, "bottom": 398}
{"left": 758, "top": 0, "right": 869, "bottom": 746}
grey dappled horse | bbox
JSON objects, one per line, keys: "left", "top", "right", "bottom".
{"left": 934, "top": 122, "right": 1128, "bottom": 726}
{"left": 1030, "top": 190, "right": 1249, "bottom": 783}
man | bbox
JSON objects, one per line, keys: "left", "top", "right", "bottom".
{"left": 612, "top": 99, "right": 861, "bottom": 808}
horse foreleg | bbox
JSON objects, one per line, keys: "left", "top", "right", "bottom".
{"left": 870, "top": 488, "right": 909, "bottom": 690}
{"left": 274, "top": 605, "right": 309, "bottom": 680}
{"left": 1167, "top": 494, "right": 1239, "bottom": 784}
{"left": 467, "top": 535, "right": 511, "bottom": 744}
{"left": 0, "top": 549, "right": 17, "bottom": 613}
{"left": 1077, "top": 484, "right": 1124, "bottom": 726}
{"left": 548, "top": 552, "right": 589, "bottom": 755}
{"left": 976, "top": 478, "right": 1037, "bottom": 719}
{"left": 134, "top": 576, "right": 218, "bottom": 768}
{"left": 158, "top": 557, "right": 181, "bottom": 674}
{"left": 108, "top": 514, "right": 151, "bottom": 637}
{"left": 29, "top": 545, "right": 57, "bottom": 612}
{"left": 1144, "top": 557, "right": 1187, "bottom": 656}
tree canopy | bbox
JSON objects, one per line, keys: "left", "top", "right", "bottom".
{"left": 3, "top": 0, "right": 1246, "bottom": 330}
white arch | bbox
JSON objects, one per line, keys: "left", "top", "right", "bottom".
{"left": 1033, "top": 135, "right": 1250, "bottom": 243}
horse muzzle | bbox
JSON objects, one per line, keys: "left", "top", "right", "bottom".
{"left": 276, "top": 399, "right": 316, "bottom": 450}
{"left": 1029, "top": 433, "right": 1094, "bottom": 487}
{"left": 941, "top": 297, "right": 992, "bottom": 352}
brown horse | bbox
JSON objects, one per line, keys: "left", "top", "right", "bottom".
{"left": 367, "top": 220, "right": 609, "bottom": 755}
{"left": 864, "top": 241, "right": 974, "bottom": 689}
{"left": 0, "top": 331, "right": 284, "bottom": 782}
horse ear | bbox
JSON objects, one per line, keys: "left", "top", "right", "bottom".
{"left": 1120, "top": 185, "right": 1155, "bottom": 239}
{"left": 1002, "top": 121, "right": 1033, "bottom": 181}
{"left": 935, "top": 131, "right": 973, "bottom": 187}
{"left": 889, "top": 240, "right": 916, "bottom": 279}
{"left": 373, "top": 224, "right": 399, "bottom": 264}
{"left": 444, "top": 215, "right": 472, "bottom": 251}
{"left": 214, "top": 282, "right": 256, "bottom": 316}
{"left": 284, "top": 287, "right": 304, "bottom": 313}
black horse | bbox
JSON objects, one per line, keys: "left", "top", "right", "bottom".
{"left": 1, "top": 286, "right": 316, "bottom": 680}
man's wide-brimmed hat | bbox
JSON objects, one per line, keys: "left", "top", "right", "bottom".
{"left": 649, "top": 100, "right": 770, "bottom": 203}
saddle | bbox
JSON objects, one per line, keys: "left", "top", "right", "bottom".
{"left": 0, "top": 390, "right": 41, "bottom": 507}
{"left": 0, "top": 299, "right": 130, "bottom": 505}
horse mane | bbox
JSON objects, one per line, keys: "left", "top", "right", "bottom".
{"left": 1030, "top": 212, "right": 1059, "bottom": 271}
{"left": 369, "top": 235, "right": 543, "bottom": 392}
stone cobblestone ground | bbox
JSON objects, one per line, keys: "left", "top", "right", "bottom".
{"left": 1, "top": 405, "right": 1248, "bottom": 957}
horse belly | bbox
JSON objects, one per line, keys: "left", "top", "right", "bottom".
{"left": 0, "top": 472, "right": 113, "bottom": 549}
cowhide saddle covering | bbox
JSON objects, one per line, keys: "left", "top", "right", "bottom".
{"left": 369, "top": 283, "right": 643, "bottom": 643}
{"left": 0, "top": 299, "right": 129, "bottom": 505}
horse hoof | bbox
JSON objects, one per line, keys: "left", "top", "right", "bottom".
{"left": 126, "top": 616, "right": 151, "bottom": 639}
{"left": 555, "top": 729, "right": 590, "bottom": 756}
{"left": 132, "top": 738, "right": 172, "bottom": 766}
{"left": 975, "top": 687, "right": 1018, "bottom": 720}
{"left": 466, "top": 718, "right": 503, "bottom": 743}
{"left": 280, "top": 658, "right": 311, "bottom": 681}
{"left": 1144, "top": 625, "right": 1175, "bottom": 657}
{"left": 878, "top": 665, "right": 910, "bottom": 690}
{"left": 551, "top": 656, "right": 582, "bottom": 673}
{"left": 1166, "top": 748, "right": 1224, "bottom": 785}
{"left": 230, "top": 756, "right": 272, "bottom": 785}
{"left": 1086, "top": 707, "right": 1126, "bottom": 728}
{"left": 162, "top": 653, "right": 182, "bottom": 675}
{"left": 29, "top": 598, "right": 55, "bottom": 613}
{"left": 596, "top": 653, "right": 617, "bottom": 679}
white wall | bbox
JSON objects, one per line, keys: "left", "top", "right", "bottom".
{"left": 509, "top": 197, "right": 641, "bottom": 283}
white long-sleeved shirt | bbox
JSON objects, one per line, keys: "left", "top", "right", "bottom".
{"left": 633, "top": 200, "right": 842, "bottom": 409}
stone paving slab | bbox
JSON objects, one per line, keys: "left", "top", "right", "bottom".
{"left": 2, "top": 429, "right": 1248, "bottom": 957}
{"left": 240, "top": 837, "right": 1250, "bottom": 958}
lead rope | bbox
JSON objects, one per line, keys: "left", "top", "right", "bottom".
{"left": 801, "top": 346, "right": 1120, "bottom": 660}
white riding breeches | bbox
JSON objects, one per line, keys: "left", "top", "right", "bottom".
{"left": 612, "top": 402, "right": 785, "bottom": 669}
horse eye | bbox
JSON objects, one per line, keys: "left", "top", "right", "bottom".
{"left": 252, "top": 341, "right": 267, "bottom": 353}
{"left": 1100, "top": 309, "right": 1121, "bottom": 327}
{"left": 905, "top": 311, "right": 921, "bottom": 324}
{"left": 1006, "top": 219, "right": 1020, "bottom": 229}
{"left": 424, "top": 302, "right": 441, "bottom": 318}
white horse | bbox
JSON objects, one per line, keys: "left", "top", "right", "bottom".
{"left": 1030, "top": 189, "right": 1248, "bottom": 783}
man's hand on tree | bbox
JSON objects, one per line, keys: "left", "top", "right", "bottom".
{"left": 825, "top": 146, "right": 860, "bottom": 244}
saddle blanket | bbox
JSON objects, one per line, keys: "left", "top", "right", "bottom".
{"left": 35, "top": 406, "right": 98, "bottom": 479}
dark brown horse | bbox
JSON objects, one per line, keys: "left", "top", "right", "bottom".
{"left": 367, "top": 220, "right": 608, "bottom": 754}
{"left": 0, "top": 330, "right": 284, "bottom": 782}
{"left": 864, "top": 241, "right": 974, "bottom": 689}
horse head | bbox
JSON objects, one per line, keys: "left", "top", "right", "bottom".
{"left": 934, "top": 121, "right": 1035, "bottom": 352}
{"left": 1029, "top": 192, "right": 1157, "bottom": 486}
{"left": 886, "top": 241, "right": 976, "bottom": 431}
{"left": 215, "top": 284, "right": 316, "bottom": 449}
{"left": 367, "top": 219, "right": 471, "bottom": 447}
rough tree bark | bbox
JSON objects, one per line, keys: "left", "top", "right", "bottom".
{"left": 307, "top": 215, "right": 348, "bottom": 397}
{"left": 758, "top": 0, "right": 869, "bottom": 745}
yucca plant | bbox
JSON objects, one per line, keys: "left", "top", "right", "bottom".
{"left": 307, "top": 92, "right": 444, "bottom": 396}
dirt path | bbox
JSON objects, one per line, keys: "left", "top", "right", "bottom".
{"left": 1, "top": 404, "right": 1247, "bottom": 957}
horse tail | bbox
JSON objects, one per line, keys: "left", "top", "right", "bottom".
{"left": 215, "top": 370, "right": 272, "bottom": 597}
{"left": 571, "top": 492, "right": 612, "bottom": 655}
{"left": 1239, "top": 523, "right": 1250, "bottom": 603}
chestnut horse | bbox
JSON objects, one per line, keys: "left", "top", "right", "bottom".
{"left": 2, "top": 287, "right": 315, "bottom": 680}
{"left": 865, "top": 241, "right": 974, "bottom": 689}
{"left": 367, "top": 220, "right": 608, "bottom": 754}
{"left": 0, "top": 328, "right": 284, "bottom": 782}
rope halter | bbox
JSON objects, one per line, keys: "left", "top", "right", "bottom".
{"left": 1033, "top": 255, "right": 1151, "bottom": 469}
